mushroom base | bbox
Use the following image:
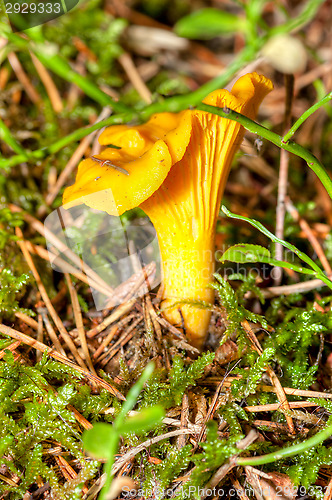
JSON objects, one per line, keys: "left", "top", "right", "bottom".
{"left": 158, "top": 234, "right": 215, "bottom": 351}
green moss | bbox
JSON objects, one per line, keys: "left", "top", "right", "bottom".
{"left": 211, "top": 274, "right": 268, "bottom": 346}
{"left": 179, "top": 420, "right": 242, "bottom": 499}
{"left": 141, "top": 353, "right": 214, "bottom": 409}
{"left": 0, "top": 351, "right": 100, "bottom": 497}
{"left": 264, "top": 299, "right": 331, "bottom": 389}
{"left": 0, "top": 268, "right": 31, "bottom": 317}
{"left": 142, "top": 445, "right": 192, "bottom": 495}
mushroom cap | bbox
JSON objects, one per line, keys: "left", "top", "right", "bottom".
{"left": 63, "top": 72, "right": 273, "bottom": 215}
{"left": 63, "top": 111, "right": 192, "bottom": 215}
{"left": 202, "top": 72, "right": 273, "bottom": 118}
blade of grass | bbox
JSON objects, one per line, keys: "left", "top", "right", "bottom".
{"left": 0, "top": 113, "right": 131, "bottom": 170}
{"left": 0, "top": 119, "right": 28, "bottom": 157}
{"left": 5, "top": 30, "right": 131, "bottom": 112}
{"left": 221, "top": 205, "right": 332, "bottom": 289}
{"left": 269, "top": 0, "right": 326, "bottom": 36}
{"left": 198, "top": 103, "right": 332, "bottom": 200}
{"left": 237, "top": 419, "right": 332, "bottom": 466}
{"left": 4, "top": 97, "right": 331, "bottom": 211}
{"left": 139, "top": 44, "right": 260, "bottom": 119}
{"left": 283, "top": 91, "right": 332, "bottom": 142}
{"left": 98, "top": 363, "right": 155, "bottom": 500}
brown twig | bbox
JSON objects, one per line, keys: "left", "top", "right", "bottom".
{"left": 104, "top": 262, "right": 156, "bottom": 310}
{"left": 98, "top": 315, "right": 143, "bottom": 366}
{"left": 0, "top": 65, "right": 10, "bottom": 90}
{"left": 153, "top": 311, "right": 200, "bottom": 352}
{"left": 23, "top": 240, "right": 113, "bottom": 297}
{"left": 92, "top": 313, "right": 134, "bottom": 360}
{"left": 16, "top": 227, "right": 88, "bottom": 369}
{"left": 244, "top": 401, "right": 319, "bottom": 412}
{"left": 55, "top": 455, "right": 77, "bottom": 482}
{"left": 274, "top": 74, "right": 294, "bottom": 285}
{"left": 72, "top": 37, "right": 97, "bottom": 62}
{"left": 36, "top": 313, "right": 43, "bottom": 362}
{"left": 196, "top": 378, "right": 229, "bottom": 445}
{"left": 177, "top": 392, "right": 189, "bottom": 449}
{"left": 86, "top": 298, "right": 137, "bottom": 338}
{"left": 54, "top": 455, "right": 89, "bottom": 495}
{"left": 231, "top": 475, "right": 251, "bottom": 500}
{"left": 38, "top": 307, "right": 67, "bottom": 356}
{"left": 0, "top": 340, "right": 21, "bottom": 360}
{"left": 30, "top": 52, "right": 63, "bottom": 113}
{"left": 65, "top": 273, "right": 97, "bottom": 375}
{"left": 144, "top": 293, "right": 166, "bottom": 363}
{"left": 195, "top": 360, "right": 242, "bottom": 447}
{"left": 209, "top": 377, "right": 332, "bottom": 400}
{"left": 15, "top": 311, "right": 39, "bottom": 330}
{"left": 7, "top": 52, "right": 41, "bottom": 104}
{"left": 142, "top": 296, "right": 155, "bottom": 353}
{"left": 252, "top": 420, "right": 290, "bottom": 433}
{"left": 10, "top": 204, "right": 114, "bottom": 296}
{"left": 68, "top": 405, "right": 93, "bottom": 430}
{"left": 250, "top": 275, "right": 332, "bottom": 298}
{"left": 118, "top": 52, "right": 152, "bottom": 103}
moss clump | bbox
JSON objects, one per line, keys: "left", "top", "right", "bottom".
{"left": 0, "top": 351, "right": 100, "bottom": 498}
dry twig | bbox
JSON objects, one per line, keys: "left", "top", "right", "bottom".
{"left": 118, "top": 52, "right": 152, "bottom": 103}
{"left": 65, "top": 273, "right": 97, "bottom": 375}
{"left": 7, "top": 52, "right": 41, "bottom": 104}
{"left": 16, "top": 227, "right": 89, "bottom": 369}
{"left": 30, "top": 52, "right": 63, "bottom": 112}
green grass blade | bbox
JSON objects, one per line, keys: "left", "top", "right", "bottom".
{"left": 237, "top": 420, "right": 332, "bottom": 466}
{"left": 283, "top": 91, "right": 332, "bottom": 142}
{"left": 221, "top": 206, "right": 332, "bottom": 289}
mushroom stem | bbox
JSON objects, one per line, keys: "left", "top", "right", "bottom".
{"left": 156, "top": 227, "right": 215, "bottom": 350}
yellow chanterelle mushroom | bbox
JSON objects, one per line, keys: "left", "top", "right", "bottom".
{"left": 63, "top": 72, "right": 273, "bottom": 350}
